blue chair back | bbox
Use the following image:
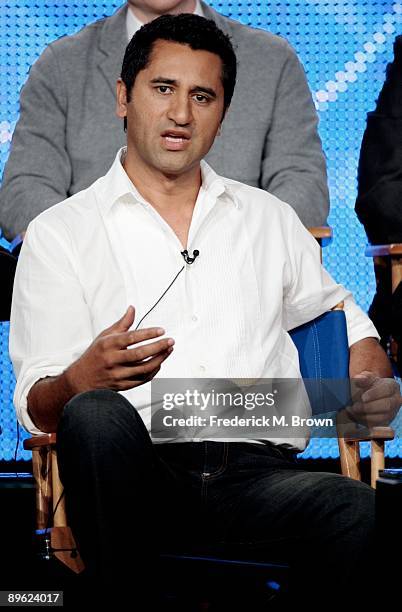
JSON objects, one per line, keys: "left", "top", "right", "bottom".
{"left": 289, "top": 309, "right": 351, "bottom": 414}
{"left": 289, "top": 309, "right": 349, "bottom": 379}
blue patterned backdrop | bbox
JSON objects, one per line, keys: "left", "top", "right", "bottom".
{"left": 1, "top": 1, "right": 401, "bottom": 460}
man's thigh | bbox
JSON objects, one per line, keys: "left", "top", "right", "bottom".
{"left": 205, "top": 467, "right": 375, "bottom": 564}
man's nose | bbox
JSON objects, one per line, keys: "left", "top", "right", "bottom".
{"left": 167, "top": 94, "right": 193, "bottom": 125}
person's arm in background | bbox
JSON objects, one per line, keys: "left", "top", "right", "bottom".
{"left": 355, "top": 35, "right": 402, "bottom": 245}
{"left": 0, "top": 44, "right": 72, "bottom": 241}
{"left": 260, "top": 42, "right": 329, "bottom": 228}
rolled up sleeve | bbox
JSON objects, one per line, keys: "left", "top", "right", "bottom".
{"left": 9, "top": 214, "right": 93, "bottom": 434}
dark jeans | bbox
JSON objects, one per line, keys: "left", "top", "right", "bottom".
{"left": 57, "top": 390, "right": 375, "bottom": 606}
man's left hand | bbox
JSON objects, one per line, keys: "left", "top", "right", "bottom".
{"left": 347, "top": 370, "right": 402, "bottom": 428}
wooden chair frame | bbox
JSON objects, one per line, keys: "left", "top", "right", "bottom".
{"left": 366, "top": 243, "right": 402, "bottom": 366}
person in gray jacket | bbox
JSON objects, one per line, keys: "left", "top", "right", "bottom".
{"left": 0, "top": 0, "right": 329, "bottom": 240}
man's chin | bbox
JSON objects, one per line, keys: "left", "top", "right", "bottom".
{"left": 155, "top": 156, "right": 200, "bottom": 177}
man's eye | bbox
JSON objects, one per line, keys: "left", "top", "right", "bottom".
{"left": 193, "top": 94, "right": 209, "bottom": 103}
{"left": 157, "top": 86, "right": 172, "bottom": 94}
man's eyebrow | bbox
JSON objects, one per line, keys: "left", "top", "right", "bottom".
{"left": 150, "top": 77, "right": 177, "bottom": 85}
{"left": 150, "top": 77, "right": 217, "bottom": 99}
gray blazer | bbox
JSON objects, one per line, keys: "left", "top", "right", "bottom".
{"left": 0, "top": 2, "right": 329, "bottom": 239}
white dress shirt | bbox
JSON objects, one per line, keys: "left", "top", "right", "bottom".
{"left": 10, "top": 148, "right": 378, "bottom": 450}
{"left": 126, "top": 1, "right": 204, "bottom": 41}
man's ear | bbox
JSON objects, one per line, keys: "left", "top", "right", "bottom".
{"left": 116, "top": 78, "right": 128, "bottom": 119}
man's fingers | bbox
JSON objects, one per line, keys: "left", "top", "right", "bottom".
{"left": 112, "top": 347, "right": 174, "bottom": 387}
{"left": 352, "top": 371, "right": 377, "bottom": 389}
{"left": 345, "top": 407, "right": 392, "bottom": 428}
{"left": 102, "top": 325, "right": 167, "bottom": 350}
{"left": 356, "top": 414, "right": 394, "bottom": 428}
{"left": 121, "top": 337, "right": 175, "bottom": 363}
{"left": 350, "top": 399, "right": 395, "bottom": 418}
{"left": 346, "top": 373, "right": 400, "bottom": 429}
{"left": 360, "top": 378, "right": 399, "bottom": 403}
{"left": 99, "top": 306, "right": 136, "bottom": 337}
{"left": 130, "top": 345, "right": 173, "bottom": 376}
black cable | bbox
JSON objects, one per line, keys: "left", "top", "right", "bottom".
{"left": 134, "top": 264, "right": 185, "bottom": 330}
{"left": 14, "top": 420, "right": 20, "bottom": 478}
{"left": 44, "top": 482, "right": 63, "bottom": 539}
{"left": 46, "top": 489, "right": 65, "bottom": 535}
{"left": 43, "top": 488, "right": 80, "bottom": 559}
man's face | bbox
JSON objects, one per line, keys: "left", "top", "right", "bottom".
{"left": 127, "top": 0, "right": 196, "bottom": 21}
{"left": 116, "top": 39, "right": 225, "bottom": 178}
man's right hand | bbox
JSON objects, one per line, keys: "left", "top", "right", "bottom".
{"left": 65, "top": 306, "right": 174, "bottom": 394}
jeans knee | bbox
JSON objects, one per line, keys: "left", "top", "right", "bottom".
{"left": 349, "top": 479, "right": 375, "bottom": 523}
{"left": 326, "top": 475, "right": 375, "bottom": 532}
{"left": 58, "top": 389, "right": 143, "bottom": 443}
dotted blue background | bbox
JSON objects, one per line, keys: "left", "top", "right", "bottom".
{"left": 1, "top": 1, "right": 401, "bottom": 460}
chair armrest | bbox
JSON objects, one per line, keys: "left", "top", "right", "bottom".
{"left": 341, "top": 426, "right": 394, "bottom": 443}
{"left": 309, "top": 226, "right": 332, "bottom": 250}
{"left": 365, "top": 244, "right": 402, "bottom": 257}
{"left": 365, "top": 243, "right": 402, "bottom": 293}
{"left": 337, "top": 409, "right": 395, "bottom": 488}
{"left": 23, "top": 433, "right": 57, "bottom": 450}
{"left": 308, "top": 227, "right": 332, "bottom": 240}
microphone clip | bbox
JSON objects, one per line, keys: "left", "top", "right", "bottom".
{"left": 181, "top": 249, "right": 199, "bottom": 265}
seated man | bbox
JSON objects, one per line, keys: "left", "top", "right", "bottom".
{"left": 355, "top": 35, "right": 402, "bottom": 372}
{"left": 0, "top": 0, "right": 329, "bottom": 241}
{"left": 10, "top": 14, "right": 400, "bottom": 608}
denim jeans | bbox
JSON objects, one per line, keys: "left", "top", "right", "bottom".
{"left": 57, "top": 389, "right": 375, "bottom": 605}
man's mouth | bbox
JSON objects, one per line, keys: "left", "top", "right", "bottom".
{"left": 165, "top": 136, "right": 187, "bottom": 143}
{"left": 161, "top": 131, "right": 191, "bottom": 150}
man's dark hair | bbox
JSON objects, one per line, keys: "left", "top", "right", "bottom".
{"left": 121, "top": 13, "right": 237, "bottom": 130}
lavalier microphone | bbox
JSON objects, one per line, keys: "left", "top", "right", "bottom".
{"left": 181, "top": 249, "right": 199, "bottom": 264}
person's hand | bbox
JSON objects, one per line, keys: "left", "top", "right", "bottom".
{"left": 65, "top": 306, "right": 174, "bottom": 394}
{"left": 347, "top": 370, "right": 402, "bottom": 428}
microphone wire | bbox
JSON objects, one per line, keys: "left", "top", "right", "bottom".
{"left": 134, "top": 248, "right": 199, "bottom": 331}
{"left": 134, "top": 265, "right": 185, "bottom": 331}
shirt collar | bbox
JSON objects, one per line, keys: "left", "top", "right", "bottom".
{"left": 126, "top": 0, "right": 204, "bottom": 41}
{"left": 126, "top": 5, "right": 143, "bottom": 40}
{"left": 98, "top": 147, "right": 236, "bottom": 214}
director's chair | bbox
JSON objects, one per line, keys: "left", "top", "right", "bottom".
{"left": 366, "top": 242, "right": 402, "bottom": 372}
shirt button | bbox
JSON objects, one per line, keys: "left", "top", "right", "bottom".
{"left": 191, "top": 315, "right": 198, "bottom": 322}
{"left": 199, "top": 365, "right": 206, "bottom": 373}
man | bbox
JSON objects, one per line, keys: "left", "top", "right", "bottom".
{"left": 10, "top": 14, "right": 400, "bottom": 608}
{"left": 0, "top": 0, "right": 329, "bottom": 241}
{"left": 356, "top": 35, "right": 402, "bottom": 373}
